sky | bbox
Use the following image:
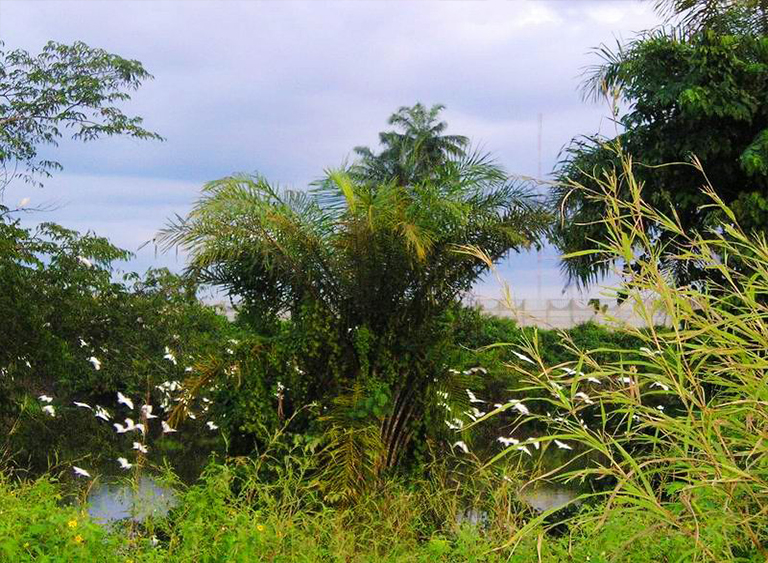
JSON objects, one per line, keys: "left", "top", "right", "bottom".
{"left": 0, "top": 0, "right": 662, "bottom": 301}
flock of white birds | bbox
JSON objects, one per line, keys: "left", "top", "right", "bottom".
{"left": 35, "top": 343, "right": 221, "bottom": 480}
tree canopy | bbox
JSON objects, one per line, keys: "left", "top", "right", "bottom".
{"left": 0, "top": 40, "right": 161, "bottom": 192}
{"left": 158, "top": 105, "right": 549, "bottom": 470}
{"left": 552, "top": 5, "right": 768, "bottom": 287}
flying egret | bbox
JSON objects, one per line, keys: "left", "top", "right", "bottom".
{"left": 79, "top": 338, "right": 88, "bottom": 348}
{"left": 574, "top": 392, "right": 594, "bottom": 405}
{"left": 465, "top": 389, "right": 484, "bottom": 404}
{"left": 42, "top": 405, "right": 55, "bottom": 416}
{"left": 510, "top": 401, "right": 530, "bottom": 416}
{"left": 619, "top": 377, "right": 633, "bottom": 385}
{"left": 656, "top": 405, "right": 665, "bottom": 411}
{"left": 73, "top": 466, "right": 91, "bottom": 478}
{"left": 38, "top": 395, "right": 53, "bottom": 403}
{"left": 497, "top": 436, "right": 519, "bottom": 447}
{"left": 651, "top": 381, "right": 670, "bottom": 391}
{"left": 586, "top": 377, "right": 601, "bottom": 385}
{"left": 516, "top": 445, "right": 532, "bottom": 456}
{"left": 73, "top": 401, "right": 92, "bottom": 410}
{"left": 452, "top": 440, "right": 470, "bottom": 454}
{"left": 117, "top": 457, "right": 133, "bottom": 470}
{"left": 141, "top": 404, "right": 158, "bottom": 419}
{"left": 163, "top": 347, "right": 177, "bottom": 365}
{"left": 117, "top": 392, "right": 134, "bottom": 410}
{"left": 206, "top": 421, "right": 219, "bottom": 431}
{"left": 470, "top": 407, "right": 486, "bottom": 419}
{"left": 132, "top": 442, "right": 148, "bottom": 454}
{"left": 554, "top": 440, "right": 573, "bottom": 450}
{"left": 77, "top": 256, "right": 93, "bottom": 268}
{"left": 135, "top": 423, "right": 146, "bottom": 435}
{"left": 94, "top": 405, "right": 111, "bottom": 421}
{"left": 512, "top": 350, "right": 535, "bottom": 364}
{"left": 532, "top": 441, "right": 540, "bottom": 450}
{"left": 19, "top": 197, "right": 30, "bottom": 208}
{"left": 88, "top": 357, "right": 101, "bottom": 370}
{"left": 161, "top": 421, "right": 177, "bottom": 433}
{"left": 113, "top": 422, "right": 127, "bottom": 433}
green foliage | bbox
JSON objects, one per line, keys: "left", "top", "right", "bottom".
{"left": 0, "top": 215, "right": 240, "bottom": 473}
{"left": 0, "top": 40, "right": 162, "bottom": 189}
{"left": 500, "top": 152, "right": 768, "bottom": 561}
{"left": 554, "top": 22, "right": 768, "bottom": 287}
{"left": 351, "top": 103, "right": 469, "bottom": 185}
{"left": 156, "top": 106, "right": 550, "bottom": 470}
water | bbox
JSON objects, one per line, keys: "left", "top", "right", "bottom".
{"left": 519, "top": 484, "right": 579, "bottom": 513}
{"left": 88, "top": 475, "right": 176, "bottom": 524}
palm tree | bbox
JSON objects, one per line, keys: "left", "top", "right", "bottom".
{"left": 352, "top": 103, "right": 469, "bottom": 185}
{"left": 157, "top": 112, "right": 548, "bottom": 472}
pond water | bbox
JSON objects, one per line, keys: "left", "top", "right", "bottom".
{"left": 88, "top": 475, "right": 176, "bottom": 524}
{"left": 455, "top": 483, "right": 580, "bottom": 527}
{"left": 518, "top": 484, "right": 579, "bottom": 513}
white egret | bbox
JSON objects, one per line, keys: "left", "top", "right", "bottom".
{"left": 132, "top": 442, "right": 148, "bottom": 454}
{"left": 516, "top": 445, "right": 531, "bottom": 456}
{"left": 554, "top": 440, "right": 573, "bottom": 450}
{"left": 587, "top": 377, "right": 601, "bottom": 385}
{"left": 465, "top": 389, "right": 484, "bottom": 404}
{"left": 94, "top": 405, "right": 111, "bottom": 421}
{"left": 510, "top": 401, "right": 530, "bottom": 416}
{"left": 117, "top": 457, "right": 133, "bottom": 470}
{"left": 656, "top": 405, "right": 665, "bottom": 411}
{"left": 19, "top": 197, "right": 30, "bottom": 208}
{"left": 88, "top": 357, "right": 101, "bottom": 370}
{"left": 650, "top": 381, "right": 670, "bottom": 391}
{"left": 117, "top": 392, "right": 134, "bottom": 410}
{"left": 532, "top": 441, "right": 540, "bottom": 450}
{"left": 73, "top": 466, "right": 91, "bottom": 478}
{"left": 77, "top": 256, "right": 93, "bottom": 268}
{"left": 163, "top": 347, "right": 177, "bottom": 365}
{"left": 38, "top": 395, "right": 53, "bottom": 403}
{"left": 42, "top": 405, "right": 56, "bottom": 416}
{"left": 141, "top": 404, "right": 158, "bottom": 419}
{"left": 497, "top": 436, "right": 519, "bottom": 447}
{"left": 73, "top": 401, "right": 92, "bottom": 410}
{"left": 574, "top": 392, "right": 594, "bottom": 405}
{"left": 161, "top": 421, "right": 177, "bottom": 433}
{"left": 206, "top": 421, "right": 219, "bottom": 430}
{"left": 452, "top": 440, "right": 470, "bottom": 454}
{"left": 619, "top": 377, "right": 633, "bottom": 385}
{"left": 79, "top": 338, "right": 88, "bottom": 348}
{"left": 512, "top": 350, "right": 535, "bottom": 364}
{"left": 113, "top": 422, "right": 127, "bottom": 433}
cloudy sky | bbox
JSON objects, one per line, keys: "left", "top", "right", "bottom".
{"left": 1, "top": 0, "right": 661, "bottom": 300}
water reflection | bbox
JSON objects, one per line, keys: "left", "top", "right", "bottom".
{"left": 519, "top": 484, "right": 579, "bottom": 513}
{"left": 88, "top": 475, "right": 176, "bottom": 524}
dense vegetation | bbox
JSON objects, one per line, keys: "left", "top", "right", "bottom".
{"left": 2, "top": 0, "right": 768, "bottom": 561}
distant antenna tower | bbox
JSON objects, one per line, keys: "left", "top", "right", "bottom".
{"left": 536, "top": 112, "right": 543, "bottom": 303}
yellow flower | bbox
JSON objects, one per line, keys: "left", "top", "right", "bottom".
{"left": 73, "top": 534, "right": 84, "bottom": 544}
{"left": 23, "top": 542, "right": 29, "bottom": 549}
{"left": 256, "top": 524, "right": 265, "bottom": 532}
{"left": 67, "top": 519, "right": 78, "bottom": 528}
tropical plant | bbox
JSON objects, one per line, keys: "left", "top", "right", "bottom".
{"left": 494, "top": 152, "right": 768, "bottom": 561}
{"left": 351, "top": 103, "right": 469, "bottom": 185}
{"left": 0, "top": 40, "right": 161, "bottom": 192}
{"left": 156, "top": 108, "right": 549, "bottom": 472}
{"left": 552, "top": 5, "right": 768, "bottom": 287}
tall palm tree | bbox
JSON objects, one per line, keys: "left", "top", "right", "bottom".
{"left": 157, "top": 140, "right": 548, "bottom": 471}
{"left": 352, "top": 103, "right": 469, "bottom": 185}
